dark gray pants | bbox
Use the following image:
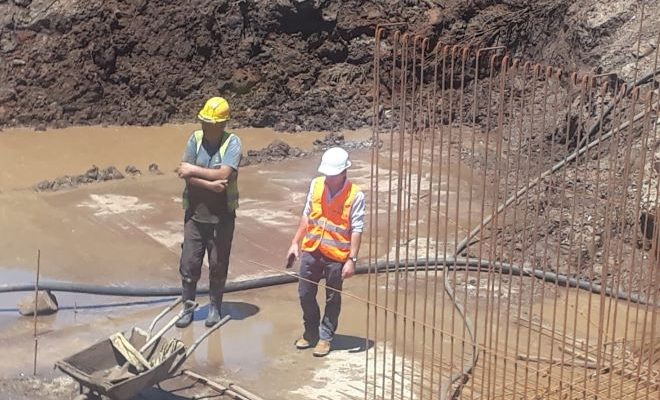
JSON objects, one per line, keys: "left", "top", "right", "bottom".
{"left": 179, "top": 217, "right": 235, "bottom": 303}
{"left": 298, "top": 251, "right": 344, "bottom": 341}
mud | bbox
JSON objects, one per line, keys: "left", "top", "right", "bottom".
{"left": 0, "top": 376, "right": 78, "bottom": 400}
{"left": 241, "top": 132, "right": 375, "bottom": 167}
{"left": 1, "top": 271, "right": 650, "bottom": 399}
{"left": 35, "top": 164, "right": 165, "bottom": 192}
{"left": 26, "top": 131, "right": 376, "bottom": 191}
{"left": 0, "top": 125, "right": 375, "bottom": 286}
{"left": 0, "top": 1, "right": 658, "bottom": 397}
{"left": 0, "top": 124, "right": 362, "bottom": 191}
{"left": 240, "top": 140, "right": 306, "bottom": 167}
{"left": 1, "top": 1, "right": 657, "bottom": 131}
{"left": 35, "top": 165, "right": 125, "bottom": 191}
{"left": 0, "top": 123, "right": 483, "bottom": 399}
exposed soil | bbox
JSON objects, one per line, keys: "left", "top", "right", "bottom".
{"left": 239, "top": 130, "right": 376, "bottom": 166}
{"left": 1, "top": 0, "right": 657, "bottom": 132}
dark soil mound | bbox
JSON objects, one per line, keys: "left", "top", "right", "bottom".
{"left": 0, "top": 0, "right": 656, "bottom": 131}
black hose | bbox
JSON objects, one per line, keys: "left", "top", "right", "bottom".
{"left": 0, "top": 258, "right": 654, "bottom": 306}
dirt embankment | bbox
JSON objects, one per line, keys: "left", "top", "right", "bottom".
{"left": 1, "top": 0, "right": 656, "bottom": 132}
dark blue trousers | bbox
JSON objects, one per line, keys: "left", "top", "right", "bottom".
{"left": 298, "top": 251, "right": 344, "bottom": 341}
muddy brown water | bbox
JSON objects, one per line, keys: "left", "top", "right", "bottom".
{"left": 0, "top": 125, "right": 371, "bottom": 191}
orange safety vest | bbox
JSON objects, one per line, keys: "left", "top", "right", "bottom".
{"left": 301, "top": 177, "right": 360, "bottom": 262}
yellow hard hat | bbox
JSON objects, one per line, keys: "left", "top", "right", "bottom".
{"left": 198, "top": 97, "right": 231, "bottom": 123}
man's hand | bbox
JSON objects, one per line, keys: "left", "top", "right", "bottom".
{"left": 178, "top": 162, "right": 197, "bottom": 178}
{"left": 341, "top": 258, "right": 356, "bottom": 279}
{"left": 286, "top": 243, "right": 299, "bottom": 268}
{"left": 208, "top": 179, "right": 228, "bottom": 193}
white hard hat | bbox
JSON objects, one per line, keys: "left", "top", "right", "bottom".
{"left": 318, "top": 147, "right": 352, "bottom": 176}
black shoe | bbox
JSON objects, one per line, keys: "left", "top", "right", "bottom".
{"left": 175, "top": 280, "right": 196, "bottom": 329}
{"left": 205, "top": 302, "right": 221, "bottom": 327}
{"left": 175, "top": 308, "right": 194, "bottom": 328}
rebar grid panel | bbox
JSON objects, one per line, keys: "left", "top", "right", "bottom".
{"left": 365, "top": 26, "right": 659, "bottom": 400}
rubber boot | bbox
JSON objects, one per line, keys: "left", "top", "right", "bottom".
{"left": 205, "top": 282, "right": 222, "bottom": 327}
{"left": 175, "top": 281, "right": 196, "bottom": 328}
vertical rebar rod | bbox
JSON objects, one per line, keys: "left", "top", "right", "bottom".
{"left": 408, "top": 36, "right": 429, "bottom": 400}
{"left": 399, "top": 35, "right": 419, "bottom": 398}
{"left": 580, "top": 77, "right": 609, "bottom": 396}
{"left": 453, "top": 46, "right": 470, "bottom": 396}
{"left": 485, "top": 55, "right": 509, "bottom": 399}
{"left": 547, "top": 67, "right": 573, "bottom": 395}
{"left": 491, "top": 57, "right": 519, "bottom": 399}
{"left": 620, "top": 88, "right": 651, "bottom": 399}
{"left": 32, "top": 249, "right": 41, "bottom": 376}
{"left": 605, "top": 85, "right": 639, "bottom": 399}
{"left": 366, "top": 26, "right": 384, "bottom": 400}
{"left": 641, "top": 34, "right": 660, "bottom": 400}
{"left": 510, "top": 61, "right": 533, "bottom": 399}
{"left": 593, "top": 81, "right": 626, "bottom": 395}
{"left": 566, "top": 74, "right": 590, "bottom": 400}
{"left": 429, "top": 43, "right": 448, "bottom": 399}
{"left": 473, "top": 51, "right": 499, "bottom": 399}
{"left": 380, "top": 30, "right": 400, "bottom": 400}
{"left": 419, "top": 37, "right": 438, "bottom": 400}
{"left": 530, "top": 64, "right": 553, "bottom": 397}
{"left": 499, "top": 59, "right": 528, "bottom": 397}
{"left": 435, "top": 44, "right": 452, "bottom": 398}
{"left": 465, "top": 47, "right": 482, "bottom": 400}
{"left": 520, "top": 63, "right": 542, "bottom": 398}
{"left": 389, "top": 32, "right": 409, "bottom": 399}
{"left": 629, "top": 90, "right": 656, "bottom": 399}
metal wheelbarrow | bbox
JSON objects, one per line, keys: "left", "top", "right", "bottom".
{"left": 55, "top": 298, "right": 231, "bottom": 400}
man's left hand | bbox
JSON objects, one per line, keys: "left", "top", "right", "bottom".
{"left": 342, "top": 259, "right": 356, "bottom": 279}
{"left": 178, "top": 162, "right": 197, "bottom": 178}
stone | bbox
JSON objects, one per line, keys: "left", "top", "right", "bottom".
{"left": 13, "top": 0, "right": 32, "bottom": 7}
{"left": 0, "top": 88, "right": 17, "bottom": 103}
{"left": 124, "top": 165, "right": 141, "bottom": 176}
{"left": 18, "top": 290, "right": 58, "bottom": 316}
{"left": 148, "top": 163, "right": 163, "bottom": 175}
{"left": 35, "top": 180, "right": 53, "bottom": 191}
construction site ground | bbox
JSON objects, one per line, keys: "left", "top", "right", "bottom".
{"left": 1, "top": 1, "right": 659, "bottom": 399}
{"left": 0, "top": 125, "right": 653, "bottom": 399}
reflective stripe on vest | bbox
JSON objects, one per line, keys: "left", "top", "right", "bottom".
{"left": 307, "top": 218, "right": 351, "bottom": 236}
{"left": 301, "top": 176, "right": 360, "bottom": 262}
{"left": 302, "top": 234, "right": 352, "bottom": 251}
{"left": 182, "top": 130, "right": 239, "bottom": 211}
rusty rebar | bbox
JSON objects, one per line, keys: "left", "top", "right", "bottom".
{"left": 367, "top": 21, "right": 658, "bottom": 399}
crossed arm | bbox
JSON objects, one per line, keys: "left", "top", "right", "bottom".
{"left": 178, "top": 162, "right": 234, "bottom": 193}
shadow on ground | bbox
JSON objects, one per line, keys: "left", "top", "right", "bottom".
{"left": 331, "top": 334, "right": 374, "bottom": 353}
{"left": 193, "top": 301, "right": 260, "bottom": 322}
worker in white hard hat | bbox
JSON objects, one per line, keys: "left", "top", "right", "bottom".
{"left": 175, "top": 97, "right": 242, "bottom": 329}
{"left": 286, "top": 147, "right": 365, "bottom": 357}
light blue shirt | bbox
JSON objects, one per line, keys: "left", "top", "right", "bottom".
{"left": 182, "top": 132, "right": 242, "bottom": 170}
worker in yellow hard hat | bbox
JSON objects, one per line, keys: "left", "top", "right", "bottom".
{"left": 175, "top": 97, "right": 242, "bottom": 328}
